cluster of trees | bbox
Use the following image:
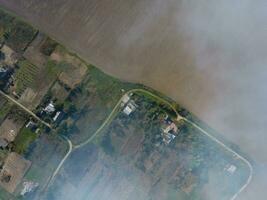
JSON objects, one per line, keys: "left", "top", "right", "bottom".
{"left": 0, "top": 9, "right": 37, "bottom": 52}
{"left": 40, "top": 37, "right": 58, "bottom": 56}
{"left": 5, "top": 20, "right": 37, "bottom": 52}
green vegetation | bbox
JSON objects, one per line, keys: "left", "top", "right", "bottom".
{"left": 0, "top": 8, "right": 37, "bottom": 51}
{"left": 0, "top": 7, "right": 251, "bottom": 200}
{"left": 5, "top": 20, "right": 37, "bottom": 52}
{"left": 24, "top": 134, "right": 68, "bottom": 196}
{"left": 14, "top": 60, "right": 39, "bottom": 95}
{"left": 95, "top": 92, "right": 250, "bottom": 199}
{"left": 0, "top": 187, "right": 14, "bottom": 200}
{"left": 45, "top": 60, "right": 67, "bottom": 78}
{"left": 42, "top": 59, "right": 75, "bottom": 87}
{"left": 100, "top": 133, "right": 114, "bottom": 155}
{"left": 8, "top": 105, "right": 29, "bottom": 122}
{"left": 87, "top": 67, "right": 128, "bottom": 105}
{"left": 68, "top": 66, "right": 127, "bottom": 110}
{"left": 0, "top": 9, "right": 14, "bottom": 41}
{"left": 40, "top": 37, "right": 58, "bottom": 56}
{"left": 13, "top": 128, "right": 38, "bottom": 154}
{"left": 61, "top": 66, "right": 134, "bottom": 144}
{"left": 0, "top": 101, "right": 12, "bottom": 122}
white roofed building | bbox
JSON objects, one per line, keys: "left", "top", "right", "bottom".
{"left": 43, "top": 102, "right": 55, "bottom": 114}
{"left": 123, "top": 101, "right": 137, "bottom": 116}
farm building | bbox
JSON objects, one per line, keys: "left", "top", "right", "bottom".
{"left": 53, "top": 111, "right": 65, "bottom": 124}
{"left": 25, "top": 120, "right": 37, "bottom": 131}
{"left": 162, "top": 122, "right": 178, "bottom": 144}
{"left": 0, "top": 118, "right": 22, "bottom": 143}
{"left": 0, "top": 152, "right": 31, "bottom": 193}
{"left": 43, "top": 101, "right": 55, "bottom": 114}
{"left": 121, "top": 94, "right": 130, "bottom": 107}
{"left": 226, "top": 164, "right": 237, "bottom": 174}
{"left": 123, "top": 101, "right": 137, "bottom": 116}
{"left": 163, "top": 122, "right": 178, "bottom": 134}
{"left": 163, "top": 132, "right": 176, "bottom": 144}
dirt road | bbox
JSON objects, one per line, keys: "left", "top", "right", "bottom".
{"left": 0, "top": 90, "right": 51, "bottom": 128}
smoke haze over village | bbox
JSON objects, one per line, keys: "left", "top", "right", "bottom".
{"left": 0, "top": 0, "right": 267, "bottom": 199}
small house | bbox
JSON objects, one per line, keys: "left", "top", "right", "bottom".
{"left": 163, "top": 122, "right": 178, "bottom": 134}
{"left": 123, "top": 101, "right": 137, "bottom": 116}
{"left": 43, "top": 101, "right": 55, "bottom": 114}
{"left": 25, "top": 120, "right": 37, "bottom": 131}
{"left": 163, "top": 132, "right": 176, "bottom": 144}
{"left": 121, "top": 94, "right": 130, "bottom": 107}
{"left": 162, "top": 122, "right": 178, "bottom": 144}
{"left": 52, "top": 111, "right": 65, "bottom": 124}
{"left": 226, "top": 164, "right": 237, "bottom": 174}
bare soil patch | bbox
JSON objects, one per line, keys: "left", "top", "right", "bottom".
{"left": 0, "top": 152, "right": 31, "bottom": 193}
{"left": 0, "top": 118, "right": 23, "bottom": 142}
{"left": 23, "top": 32, "right": 47, "bottom": 67}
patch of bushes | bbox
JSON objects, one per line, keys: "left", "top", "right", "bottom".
{"left": 40, "top": 37, "right": 58, "bottom": 56}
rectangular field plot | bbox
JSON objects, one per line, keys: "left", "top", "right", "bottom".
{"left": 19, "top": 134, "right": 68, "bottom": 199}
{"left": 0, "top": 8, "right": 37, "bottom": 52}
{"left": 12, "top": 58, "right": 58, "bottom": 110}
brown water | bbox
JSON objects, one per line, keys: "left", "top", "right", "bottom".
{"left": 1, "top": 0, "right": 267, "bottom": 199}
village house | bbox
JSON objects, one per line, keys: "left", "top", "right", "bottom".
{"left": 43, "top": 101, "right": 55, "bottom": 114}
{"left": 162, "top": 120, "right": 178, "bottom": 144}
{"left": 225, "top": 164, "right": 237, "bottom": 174}
{"left": 52, "top": 111, "right": 65, "bottom": 124}
{"left": 123, "top": 100, "right": 137, "bottom": 116}
{"left": 25, "top": 120, "right": 38, "bottom": 131}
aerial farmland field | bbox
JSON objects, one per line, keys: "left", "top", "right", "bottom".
{"left": 0, "top": 3, "right": 261, "bottom": 200}
{"left": 46, "top": 91, "right": 251, "bottom": 200}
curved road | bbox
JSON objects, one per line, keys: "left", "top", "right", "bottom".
{"left": 74, "top": 88, "right": 179, "bottom": 149}
{"left": 49, "top": 135, "right": 73, "bottom": 182}
{"left": 56, "top": 88, "right": 253, "bottom": 200}
{"left": 0, "top": 89, "right": 253, "bottom": 199}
